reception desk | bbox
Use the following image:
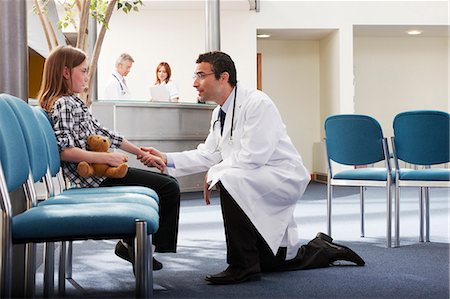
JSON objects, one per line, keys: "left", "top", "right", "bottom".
{"left": 92, "top": 100, "right": 215, "bottom": 192}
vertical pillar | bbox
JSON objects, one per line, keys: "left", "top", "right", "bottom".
{"left": 0, "top": 2, "right": 29, "bottom": 297}
{"left": 205, "top": 0, "right": 220, "bottom": 52}
{"left": 0, "top": 0, "right": 29, "bottom": 101}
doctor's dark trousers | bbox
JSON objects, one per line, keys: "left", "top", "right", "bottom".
{"left": 218, "top": 181, "right": 287, "bottom": 270}
{"left": 100, "top": 167, "right": 181, "bottom": 253}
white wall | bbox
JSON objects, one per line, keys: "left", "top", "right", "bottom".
{"left": 320, "top": 30, "right": 341, "bottom": 135}
{"left": 98, "top": 8, "right": 256, "bottom": 102}
{"left": 258, "top": 39, "right": 321, "bottom": 172}
{"left": 98, "top": 9, "right": 205, "bottom": 102}
{"left": 354, "top": 36, "right": 449, "bottom": 138}
{"left": 96, "top": 1, "right": 449, "bottom": 173}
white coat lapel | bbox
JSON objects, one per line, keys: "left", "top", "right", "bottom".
{"left": 220, "top": 87, "right": 242, "bottom": 147}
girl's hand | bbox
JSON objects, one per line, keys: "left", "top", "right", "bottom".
{"left": 106, "top": 152, "right": 128, "bottom": 166}
{"left": 139, "top": 152, "right": 166, "bottom": 173}
{"left": 140, "top": 147, "right": 167, "bottom": 164}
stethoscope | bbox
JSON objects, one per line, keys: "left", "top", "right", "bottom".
{"left": 112, "top": 73, "right": 127, "bottom": 95}
{"left": 213, "top": 87, "right": 237, "bottom": 146}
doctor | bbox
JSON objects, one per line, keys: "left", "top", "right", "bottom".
{"left": 141, "top": 51, "right": 364, "bottom": 284}
{"left": 104, "top": 53, "right": 133, "bottom": 100}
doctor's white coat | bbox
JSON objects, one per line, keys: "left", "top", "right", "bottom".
{"left": 167, "top": 83, "right": 310, "bottom": 260}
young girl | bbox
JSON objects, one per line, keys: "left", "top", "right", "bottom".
{"left": 38, "top": 45, "right": 180, "bottom": 270}
{"left": 154, "top": 62, "right": 179, "bottom": 102}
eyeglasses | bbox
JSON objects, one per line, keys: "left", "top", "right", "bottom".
{"left": 193, "top": 72, "right": 215, "bottom": 80}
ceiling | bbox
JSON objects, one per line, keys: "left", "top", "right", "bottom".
{"left": 257, "top": 29, "right": 337, "bottom": 40}
{"left": 257, "top": 25, "right": 449, "bottom": 40}
{"left": 353, "top": 25, "right": 450, "bottom": 37}
{"left": 140, "top": 0, "right": 251, "bottom": 10}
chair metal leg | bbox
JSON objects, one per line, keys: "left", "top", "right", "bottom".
{"left": 424, "top": 187, "right": 430, "bottom": 242}
{"left": 66, "top": 241, "right": 73, "bottom": 279}
{"left": 419, "top": 187, "right": 424, "bottom": 242}
{"left": 58, "top": 241, "right": 66, "bottom": 296}
{"left": 135, "top": 220, "right": 152, "bottom": 298}
{"left": 327, "top": 182, "right": 332, "bottom": 236}
{"left": 395, "top": 184, "right": 400, "bottom": 247}
{"left": 0, "top": 213, "right": 12, "bottom": 298}
{"left": 386, "top": 182, "right": 392, "bottom": 248}
{"left": 43, "top": 242, "right": 55, "bottom": 298}
{"left": 25, "top": 243, "right": 36, "bottom": 298}
{"left": 360, "top": 186, "right": 365, "bottom": 237}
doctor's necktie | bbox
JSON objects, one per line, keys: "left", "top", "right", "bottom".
{"left": 219, "top": 108, "right": 226, "bottom": 135}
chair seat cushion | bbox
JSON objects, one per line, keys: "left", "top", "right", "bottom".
{"left": 64, "top": 186, "right": 159, "bottom": 203}
{"left": 12, "top": 202, "right": 159, "bottom": 243}
{"left": 38, "top": 192, "right": 159, "bottom": 212}
{"left": 333, "top": 168, "right": 394, "bottom": 181}
{"left": 399, "top": 168, "right": 450, "bottom": 181}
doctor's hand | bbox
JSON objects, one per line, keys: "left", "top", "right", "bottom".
{"left": 203, "top": 173, "right": 211, "bottom": 205}
{"left": 140, "top": 147, "right": 167, "bottom": 164}
{"left": 138, "top": 152, "right": 166, "bottom": 173}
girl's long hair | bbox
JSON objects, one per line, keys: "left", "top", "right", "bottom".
{"left": 38, "top": 45, "right": 87, "bottom": 111}
{"left": 155, "top": 62, "right": 172, "bottom": 85}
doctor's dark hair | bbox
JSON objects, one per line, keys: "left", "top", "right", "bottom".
{"left": 196, "top": 51, "right": 237, "bottom": 87}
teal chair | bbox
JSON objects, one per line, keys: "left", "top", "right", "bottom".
{"left": 4, "top": 95, "right": 162, "bottom": 295}
{"left": 392, "top": 110, "right": 450, "bottom": 247}
{"left": 324, "top": 114, "right": 393, "bottom": 248}
{"left": 32, "top": 102, "right": 160, "bottom": 292}
{"left": 0, "top": 97, "right": 158, "bottom": 298}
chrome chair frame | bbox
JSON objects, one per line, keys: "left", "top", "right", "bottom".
{"left": 324, "top": 114, "right": 393, "bottom": 248}
{"left": 391, "top": 110, "right": 450, "bottom": 247}
{"left": 0, "top": 95, "right": 156, "bottom": 298}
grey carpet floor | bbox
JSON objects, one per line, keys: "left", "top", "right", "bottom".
{"left": 34, "top": 182, "right": 449, "bottom": 298}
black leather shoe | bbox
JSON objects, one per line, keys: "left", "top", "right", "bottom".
{"left": 115, "top": 240, "right": 132, "bottom": 263}
{"left": 315, "top": 232, "right": 365, "bottom": 266}
{"left": 205, "top": 264, "right": 261, "bottom": 285}
{"left": 153, "top": 257, "right": 163, "bottom": 271}
{"left": 115, "top": 240, "right": 163, "bottom": 271}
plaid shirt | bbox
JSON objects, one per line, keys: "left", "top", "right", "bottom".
{"left": 50, "top": 95, "right": 124, "bottom": 187}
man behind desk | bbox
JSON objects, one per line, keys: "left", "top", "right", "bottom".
{"left": 104, "top": 53, "right": 134, "bottom": 100}
{"left": 141, "top": 51, "right": 365, "bottom": 285}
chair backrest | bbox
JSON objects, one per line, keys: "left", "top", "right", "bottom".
{"left": 324, "top": 114, "right": 386, "bottom": 166}
{"left": 0, "top": 98, "right": 30, "bottom": 194}
{"left": 393, "top": 110, "right": 450, "bottom": 165}
{"left": 32, "top": 107, "right": 61, "bottom": 177}
{"left": 2, "top": 95, "right": 48, "bottom": 183}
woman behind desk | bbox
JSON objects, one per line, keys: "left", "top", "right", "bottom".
{"left": 152, "top": 62, "right": 179, "bottom": 102}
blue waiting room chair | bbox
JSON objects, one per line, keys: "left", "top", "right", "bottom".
{"left": 0, "top": 97, "right": 158, "bottom": 298}
{"left": 2, "top": 94, "right": 161, "bottom": 296}
{"left": 324, "top": 114, "right": 393, "bottom": 248}
{"left": 391, "top": 110, "right": 450, "bottom": 247}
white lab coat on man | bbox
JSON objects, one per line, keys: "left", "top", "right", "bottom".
{"left": 167, "top": 83, "right": 310, "bottom": 260}
{"left": 104, "top": 71, "right": 131, "bottom": 100}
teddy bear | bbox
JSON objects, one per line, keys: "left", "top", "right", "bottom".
{"left": 77, "top": 135, "right": 128, "bottom": 178}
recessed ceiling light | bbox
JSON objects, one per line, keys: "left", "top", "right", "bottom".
{"left": 406, "top": 30, "right": 423, "bottom": 35}
{"left": 257, "top": 34, "right": 271, "bottom": 39}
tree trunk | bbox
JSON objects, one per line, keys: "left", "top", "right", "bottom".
{"left": 32, "top": 0, "right": 53, "bottom": 51}
{"left": 83, "top": 0, "right": 117, "bottom": 107}
{"left": 76, "top": 0, "right": 91, "bottom": 52}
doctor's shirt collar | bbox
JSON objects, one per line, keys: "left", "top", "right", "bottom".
{"left": 220, "top": 86, "right": 236, "bottom": 113}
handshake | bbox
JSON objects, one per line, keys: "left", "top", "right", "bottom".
{"left": 137, "top": 147, "right": 167, "bottom": 173}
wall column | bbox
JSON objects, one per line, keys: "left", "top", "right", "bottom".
{"left": 205, "top": 0, "right": 220, "bottom": 51}
{"left": 0, "top": 1, "right": 28, "bottom": 297}
{"left": 0, "top": 0, "right": 29, "bottom": 101}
